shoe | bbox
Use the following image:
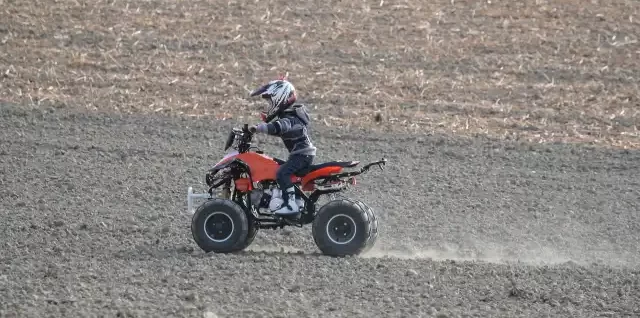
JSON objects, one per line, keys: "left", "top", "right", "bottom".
{"left": 273, "top": 187, "right": 300, "bottom": 215}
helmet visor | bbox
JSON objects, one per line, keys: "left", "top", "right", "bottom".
{"left": 249, "top": 83, "right": 271, "bottom": 97}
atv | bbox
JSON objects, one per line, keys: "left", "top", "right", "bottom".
{"left": 186, "top": 124, "right": 387, "bottom": 256}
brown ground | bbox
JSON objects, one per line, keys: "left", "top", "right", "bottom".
{"left": 2, "top": 1, "right": 640, "bottom": 317}
{"left": 1, "top": 0, "right": 639, "bottom": 148}
{"left": 2, "top": 104, "right": 640, "bottom": 317}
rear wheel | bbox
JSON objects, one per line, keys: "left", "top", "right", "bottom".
{"left": 353, "top": 199, "right": 378, "bottom": 254}
{"left": 311, "top": 198, "right": 378, "bottom": 256}
{"left": 191, "top": 198, "right": 253, "bottom": 253}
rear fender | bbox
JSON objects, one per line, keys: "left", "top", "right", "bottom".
{"left": 301, "top": 166, "right": 344, "bottom": 190}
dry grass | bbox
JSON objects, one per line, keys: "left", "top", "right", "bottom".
{"left": 1, "top": 0, "right": 639, "bottom": 148}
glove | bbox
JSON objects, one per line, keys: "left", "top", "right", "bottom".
{"left": 249, "top": 125, "right": 258, "bottom": 133}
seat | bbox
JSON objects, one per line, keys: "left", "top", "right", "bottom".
{"left": 272, "top": 157, "right": 360, "bottom": 177}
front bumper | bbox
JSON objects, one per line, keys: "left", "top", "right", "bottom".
{"left": 186, "top": 187, "right": 212, "bottom": 215}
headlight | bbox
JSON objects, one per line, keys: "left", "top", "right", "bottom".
{"left": 205, "top": 167, "right": 231, "bottom": 186}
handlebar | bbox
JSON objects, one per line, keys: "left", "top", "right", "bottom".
{"left": 224, "top": 124, "right": 255, "bottom": 151}
{"left": 231, "top": 124, "right": 253, "bottom": 135}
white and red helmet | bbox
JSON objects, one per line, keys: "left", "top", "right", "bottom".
{"left": 249, "top": 76, "right": 297, "bottom": 122}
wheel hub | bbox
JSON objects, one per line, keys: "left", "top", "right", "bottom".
{"left": 204, "top": 212, "right": 234, "bottom": 243}
{"left": 326, "top": 214, "right": 357, "bottom": 245}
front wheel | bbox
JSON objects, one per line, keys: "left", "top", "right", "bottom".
{"left": 191, "top": 198, "right": 253, "bottom": 253}
{"left": 311, "top": 198, "right": 378, "bottom": 256}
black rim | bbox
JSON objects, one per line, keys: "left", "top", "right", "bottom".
{"left": 326, "top": 214, "right": 357, "bottom": 244}
{"left": 204, "top": 212, "right": 234, "bottom": 243}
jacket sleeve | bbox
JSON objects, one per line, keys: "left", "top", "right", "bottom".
{"left": 256, "top": 118, "right": 293, "bottom": 136}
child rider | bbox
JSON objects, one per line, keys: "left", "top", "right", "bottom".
{"left": 248, "top": 78, "right": 316, "bottom": 216}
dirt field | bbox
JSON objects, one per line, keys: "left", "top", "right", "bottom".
{"left": 1, "top": 0, "right": 639, "bottom": 147}
{"left": 1, "top": 0, "right": 640, "bottom": 317}
{"left": 2, "top": 104, "right": 640, "bottom": 317}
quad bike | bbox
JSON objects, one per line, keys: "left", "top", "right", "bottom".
{"left": 186, "top": 124, "right": 387, "bottom": 256}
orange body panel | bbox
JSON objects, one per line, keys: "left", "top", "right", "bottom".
{"left": 301, "top": 166, "right": 343, "bottom": 191}
{"left": 234, "top": 178, "right": 252, "bottom": 192}
{"left": 220, "top": 152, "right": 344, "bottom": 191}
{"left": 235, "top": 152, "right": 281, "bottom": 182}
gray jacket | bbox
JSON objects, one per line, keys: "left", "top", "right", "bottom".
{"left": 255, "top": 104, "right": 317, "bottom": 156}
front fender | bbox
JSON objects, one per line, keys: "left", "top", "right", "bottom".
{"left": 211, "top": 150, "right": 239, "bottom": 170}
{"left": 206, "top": 161, "right": 238, "bottom": 186}
{"left": 206, "top": 150, "right": 240, "bottom": 185}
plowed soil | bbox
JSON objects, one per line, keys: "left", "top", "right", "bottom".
{"left": 2, "top": 104, "right": 640, "bottom": 317}
{"left": 1, "top": 0, "right": 639, "bottom": 147}
{"left": 1, "top": 0, "right": 640, "bottom": 317}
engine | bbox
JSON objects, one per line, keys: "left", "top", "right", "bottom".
{"left": 250, "top": 186, "right": 281, "bottom": 210}
{"left": 249, "top": 185, "right": 304, "bottom": 212}
{"left": 250, "top": 189, "right": 267, "bottom": 209}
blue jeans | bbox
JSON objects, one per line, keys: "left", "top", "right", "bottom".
{"left": 276, "top": 154, "right": 314, "bottom": 202}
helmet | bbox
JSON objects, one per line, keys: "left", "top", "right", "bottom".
{"left": 249, "top": 78, "right": 297, "bottom": 122}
